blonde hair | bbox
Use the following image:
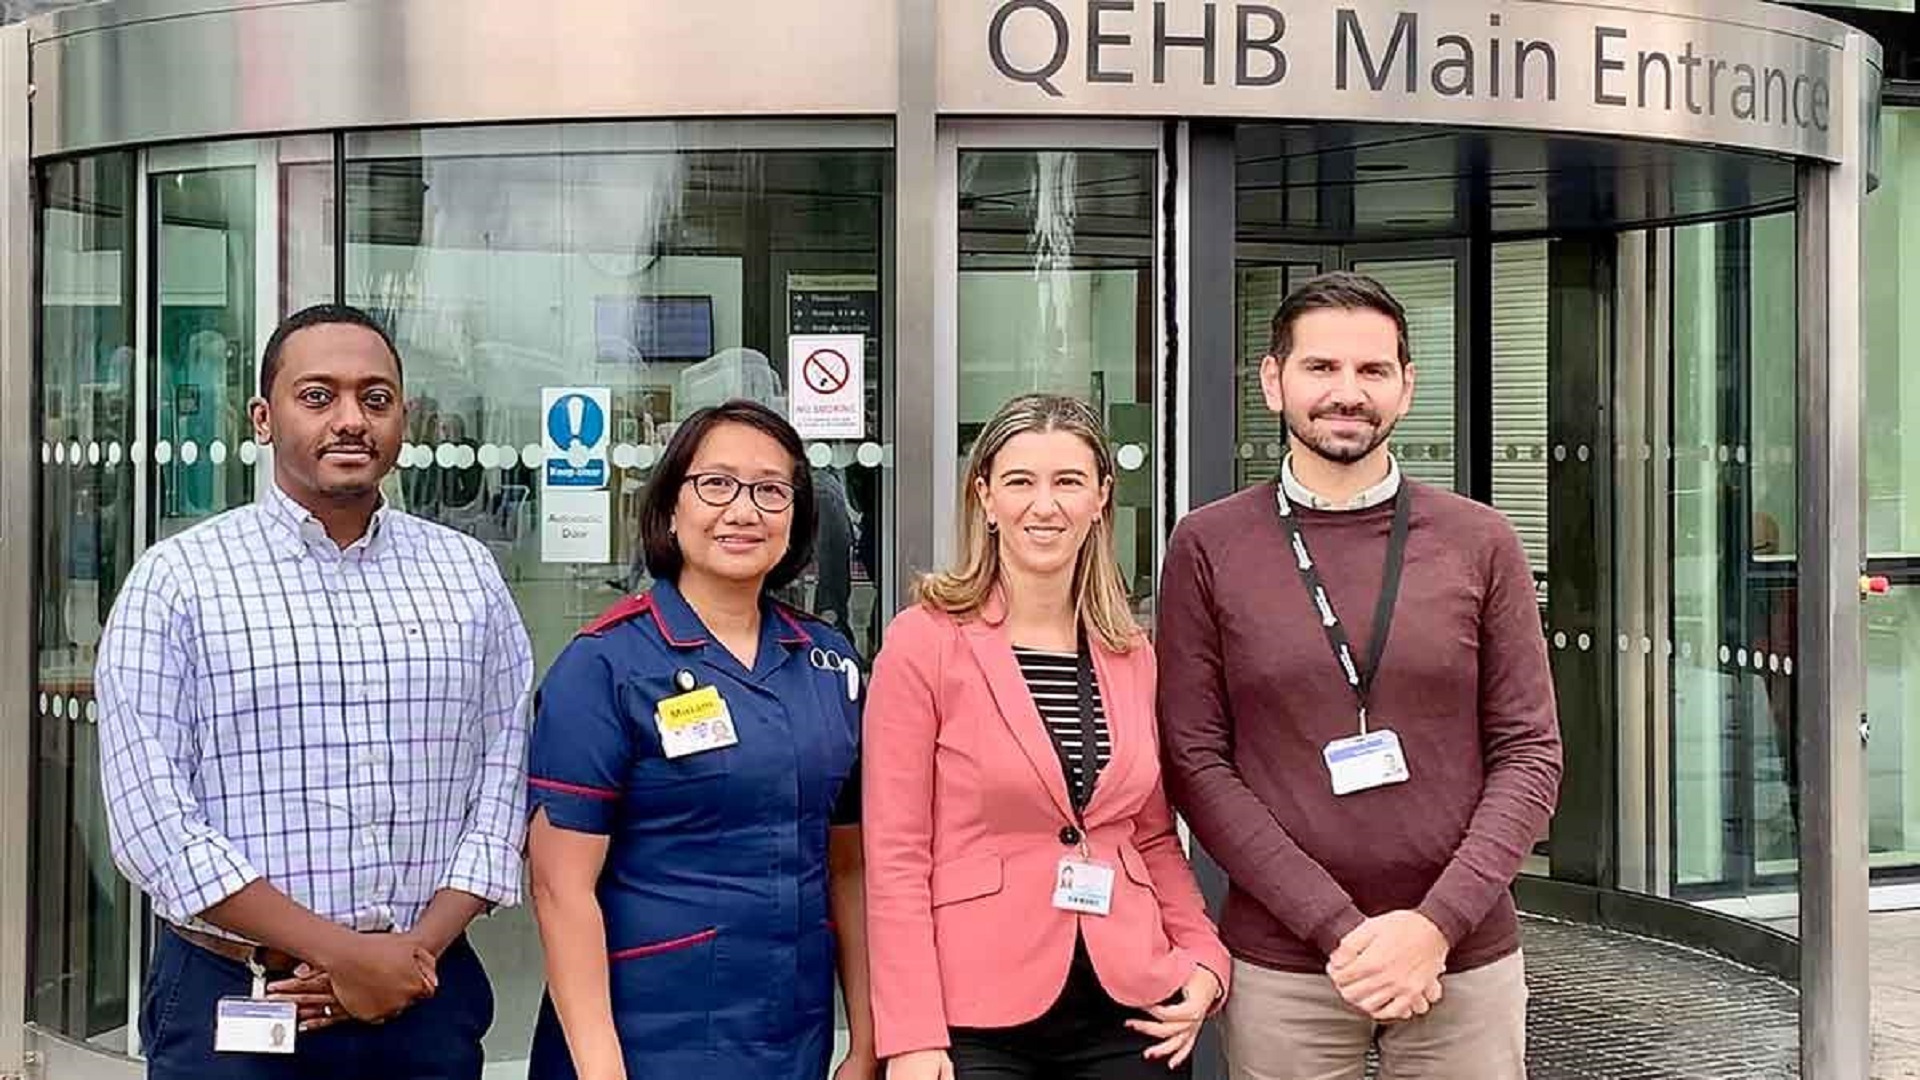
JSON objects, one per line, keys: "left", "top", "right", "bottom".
{"left": 914, "top": 393, "right": 1141, "bottom": 653}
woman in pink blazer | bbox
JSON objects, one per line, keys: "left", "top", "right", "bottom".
{"left": 864, "top": 394, "right": 1230, "bottom": 1079}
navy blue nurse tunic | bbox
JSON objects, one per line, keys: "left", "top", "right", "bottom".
{"left": 526, "top": 579, "right": 862, "bottom": 1079}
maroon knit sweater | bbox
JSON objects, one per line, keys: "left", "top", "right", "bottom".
{"left": 1156, "top": 479, "right": 1562, "bottom": 974}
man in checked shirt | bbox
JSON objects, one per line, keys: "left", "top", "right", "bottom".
{"left": 96, "top": 303, "right": 534, "bottom": 1079}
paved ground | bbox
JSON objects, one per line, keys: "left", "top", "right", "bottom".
{"left": 1874, "top": 911, "right": 1920, "bottom": 1079}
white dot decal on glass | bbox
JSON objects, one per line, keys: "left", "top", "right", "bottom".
{"left": 1267, "top": 442, "right": 1283, "bottom": 460}
{"left": 522, "top": 444, "right": 544, "bottom": 469}
{"left": 435, "top": 443, "right": 459, "bottom": 470}
{"left": 239, "top": 441, "right": 259, "bottom": 466}
{"left": 36, "top": 692, "right": 46, "bottom": 715}
{"left": 87, "top": 442, "right": 100, "bottom": 465}
{"left": 69, "top": 441, "right": 83, "bottom": 466}
{"left": 857, "top": 442, "right": 884, "bottom": 468}
{"left": 1643, "top": 637, "right": 1654, "bottom": 655}
{"left": 107, "top": 441, "right": 123, "bottom": 467}
{"left": 455, "top": 446, "right": 475, "bottom": 469}
{"left": 86, "top": 700, "right": 98, "bottom": 723}
{"left": 1718, "top": 445, "right": 1730, "bottom": 463}
{"left": 52, "top": 695, "right": 65, "bottom": 719}
{"left": 1238, "top": 443, "right": 1254, "bottom": 460}
{"left": 1736, "top": 446, "right": 1749, "bottom": 464}
{"left": 209, "top": 440, "right": 227, "bottom": 465}
{"left": 1770, "top": 654, "right": 1781, "bottom": 672}
{"left": 477, "top": 444, "right": 500, "bottom": 470}
{"left": 179, "top": 441, "right": 199, "bottom": 465}
{"left": 637, "top": 444, "right": 658, "bottom": 469}
{"left": 1577, "top": 633, "right": 1591, "bottom": 652}
{"left": 1618, "top": 635, "right": 1630, "bottom": 653}
{"left": 1736, "top": 648, "right": 1749, "bottom": 666}
{"left": 1754, "top": 651, "right": 1767, "bottom": 670}
{"left": 1552, "top": 444, "right": 1567, "bottom": 462}
{"left": 130, "top": 441, "right": 145, "bottom": 464}
{"left": 1116, "top": 443, "right": 1147, "bottom": 472}
{"left": 154, "top": 441, "right": 173, "bottom": 464}
{"left": 1718, "top": 645, "right": 1731, "bottom": 663}
{"left": 1679, "top": 641, "right": 1693, "bottom": 660}
{"left": 40, "top": 443, "right": 49, "bottom": 465}
{"left": 1577, "top": 445, "right": 1590, "bottom": 463}
{"left": 1552, "top": 631, "right": 1568, "bottom": 650}
{"left": 611, "top": 444, "right": 635, "bottom": 470}
{"left": 807, "top": 444, "right": 834, "bottom": 469}
{"left": 1784, "top": 658, "right": 1794, "bottom": 676}
{"left": 54, "top": 442, "right": 66, "bottom": 465}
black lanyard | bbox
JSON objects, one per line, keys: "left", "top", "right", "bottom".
{"left": 1274, "top": 479, "right": 1412, "bottom": 733}
{"left": 1037, "top": 626, "right": 1100, "bottom": 817}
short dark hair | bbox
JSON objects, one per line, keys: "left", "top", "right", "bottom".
{"left": 1267, "top": 270, "right": 1411, "bottom": 367}
{"left": 259, "top": 303, "right": 403, "bottom": 398}
{"left": 640, "top": 399, "right": 818, "bottom": 592}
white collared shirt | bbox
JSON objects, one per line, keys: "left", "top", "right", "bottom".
{"left": 1279, "top": 453, "right": 1403, "bottom": 512}
{"left": 96, "top": 481, "right": 534, "bottom": 939}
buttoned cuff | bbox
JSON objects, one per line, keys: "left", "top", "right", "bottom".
{"left": 438, "top": 836, "right": 523, "bottom": 909}
{"left": 161, "top": 837, "right": 262, "bottom": 925}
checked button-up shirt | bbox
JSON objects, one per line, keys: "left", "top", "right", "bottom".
{"left": 96, "top": 481, "right": 534, "bottom": 940}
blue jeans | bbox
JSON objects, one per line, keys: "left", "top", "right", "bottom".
{"left": 141, "top": 926, "right": 494, "bottom": 1080}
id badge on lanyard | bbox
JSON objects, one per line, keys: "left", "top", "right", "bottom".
{"left": 1276, "top": 480, "right": 1416, "bottom": 797}
{"left": 1046, "top": 628, "right": 1115, "bottom": 917}
{"left": 213, "top": 954, "right": 297, "bottom": 1055}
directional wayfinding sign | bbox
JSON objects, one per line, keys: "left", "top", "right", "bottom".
{"left": 541, "top": 387, "right": 612, "bottom": 564}
{"left": 787, "top": 334, "right": 865, "bottom": 440}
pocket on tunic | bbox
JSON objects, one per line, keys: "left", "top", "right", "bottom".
{"left": 608, "top": 927, "right": 718, "bottom": 1051}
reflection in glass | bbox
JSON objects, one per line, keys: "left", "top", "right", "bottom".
{"left": 957, "top": 150, "right": 1158, "bottom": 615}
{"left": 1351, "top": 258, "right": 1456, "bottom": 490}
{"left": 343, "top": 125, "right": 892, "bottom": 1063}
{"left": 1669, "top": 215, "right": 1799, "bottom": 895}
{"left": 153, "top": 167, "right": 257, "bottom": 538}
{"left": 1864, "top": 106, "right": 1920, "bottom": 558}
{"left": 32, "top": 153, "right": 137, "bottom": 1047}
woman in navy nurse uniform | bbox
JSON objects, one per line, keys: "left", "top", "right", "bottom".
{"left": 525, "top": 399, "right": 875, "bottom": 1080}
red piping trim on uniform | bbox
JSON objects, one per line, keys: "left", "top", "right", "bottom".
{"left": 774, "top": 607, "right": 811, "bottom": 645}
{"left": 648, "top": 602, "right": 709, "bottom": 648}
{"left": 530, "top": 777, "right": 620, "bottom": 801}
{"left": 609, "top": 927, "right": 717, "bottom": 961}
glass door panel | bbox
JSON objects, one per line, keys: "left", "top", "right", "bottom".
{"left": 1348, "top": 254, "right": 1458, "bottom": 490}
{"left": 151, "top": 166, "right": 258, "bottom": 540}
{"left": 342, "top": 123, "right": 893, "bottom": 1065}
{"left": 956, "top": 148, "right": 1159, "bottom": 614}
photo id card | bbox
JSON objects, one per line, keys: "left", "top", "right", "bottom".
{"left": 1051, "top": 856, "right": 1115, "bottom": 916}
{"left": 655, "top": 685, "right": 740, "bottom": 759}
{"left": 214, "top": 997, "right": 297, "bottom": 1055}
{"left": 1323, "top": 729, "right": 1412, "bottom": 796}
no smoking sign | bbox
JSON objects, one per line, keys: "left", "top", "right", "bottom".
{"left": 787, "top": 333, "right": 864, "bottom": 440}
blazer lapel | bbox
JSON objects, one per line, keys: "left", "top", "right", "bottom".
{"left": 963, "top": 621, "right": 1078, "bottom": 824}
{"left": 1082, "top": 641, "right": 1143, "bottom": 825}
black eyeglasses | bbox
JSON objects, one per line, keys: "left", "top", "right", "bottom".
{"left": 684, "top": 472, "right": 797, "bottom": 514}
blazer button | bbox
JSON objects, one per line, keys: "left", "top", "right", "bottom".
{"left": 1059, "top": 825, "right": 1081, "bottom": 846}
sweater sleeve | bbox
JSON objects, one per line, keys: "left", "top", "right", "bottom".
{"left": 1156, "top": 522, "right": 1367, "bottom": 957}
{"left": 1416, "top": 520, "right": 1564, "bottom": 946}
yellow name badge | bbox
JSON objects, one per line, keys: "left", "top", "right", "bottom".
{"left": 655, "top": 686, "right": 740, "bottom": 759}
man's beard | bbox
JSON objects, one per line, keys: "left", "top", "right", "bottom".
{"left": 1284, "top": 405, "right": 1397, "bottom": 465}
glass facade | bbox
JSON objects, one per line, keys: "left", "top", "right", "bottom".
{"left": 26, "top": 124, "right": 895, "bottom": 1063}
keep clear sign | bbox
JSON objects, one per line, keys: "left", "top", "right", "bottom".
{"left": 788, "top": 334, "right": 866, "bottom": 440}
{"left": 541, "top": 387, "right": 612, "bottom": 564}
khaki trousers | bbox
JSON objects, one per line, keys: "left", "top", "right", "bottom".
{"left": 1221, "top": 952, "right": 1528, "bottom": 1080}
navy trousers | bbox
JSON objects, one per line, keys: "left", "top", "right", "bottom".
{"left": 141, "top": 926, "right": 494, "bottom": 1080}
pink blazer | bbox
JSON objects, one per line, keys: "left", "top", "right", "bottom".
{"left": 862, "top": 598, "right": 1231, "bottom": 1059}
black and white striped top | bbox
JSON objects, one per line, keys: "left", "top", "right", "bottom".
{"left": 1012, "top": 646, "right": 1112, "bottom": 809}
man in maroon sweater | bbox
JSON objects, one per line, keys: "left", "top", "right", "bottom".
{"left": 1156, "top": 272, "right": 1561, "bottom": 1079}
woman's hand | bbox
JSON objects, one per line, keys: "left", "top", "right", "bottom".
{"left": 1126, "top": 965, "right": 1223, "bottom": 1069}
{"left": 886, "top": 1049, "right": 955, "bottom": 1080}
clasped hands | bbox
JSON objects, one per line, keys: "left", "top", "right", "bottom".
{"left": 1327, "top": 910, "right": 1448, "bottom": 1023}
{"left": 268, "top": 931, "right": 441, "bottom": 1032}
